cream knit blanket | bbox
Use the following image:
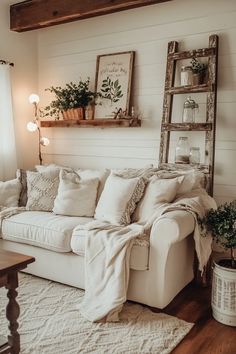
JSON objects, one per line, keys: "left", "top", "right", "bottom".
{"left": 75, "top": 188, "right": 216, "bottom": 322}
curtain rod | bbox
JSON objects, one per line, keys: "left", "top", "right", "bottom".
{"left": 0, "top": 60, "right": 14, "bottom": 67}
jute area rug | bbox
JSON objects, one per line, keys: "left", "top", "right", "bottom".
{"left": 0, "top": 274, "right": 193, "bottom": 354}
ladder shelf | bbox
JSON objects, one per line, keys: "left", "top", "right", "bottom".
{"left": 159, "top": 34, "right": 218, "bottom": 196}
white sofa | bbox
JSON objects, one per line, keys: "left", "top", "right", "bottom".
{"left": 0, "top": 207, "right": 195, "bottom": 309}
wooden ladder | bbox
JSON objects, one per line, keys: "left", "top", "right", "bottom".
{"left": 159, "top": 34, "right": 219, "bottom": 196}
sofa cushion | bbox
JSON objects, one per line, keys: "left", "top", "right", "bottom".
{"left": 70, "top": 230, "right": 150, "bottom": 271}
{"left": 1, "top": 211, "right": 91, "bottom": 252}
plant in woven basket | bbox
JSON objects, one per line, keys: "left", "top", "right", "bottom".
{"left": 190, "top": 58, "right": 208, "bottom": 74}
{"left": 41, "top": 78, "right": 99, "bottom": 120}
{"left": 190, "top": 58, "right": 208, "bottom": 85}
{"left": 200, "top": 200, "right": 236, "bottom": 269}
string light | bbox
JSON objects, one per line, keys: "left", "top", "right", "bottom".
{"left": 27, "top": 94, "right": 50, "bottom": 165}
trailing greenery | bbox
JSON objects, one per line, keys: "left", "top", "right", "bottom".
{"left": 200, "top": 200, "right": 236, "bottom": 268}
{"left": 41, "top": 78, "right": 99, "bottom": 120}
{"left": 190, "top": 58, "right": 208, "bottom": 74}
{"left": 101, "top": 77, "right": 123, "bottom": 105}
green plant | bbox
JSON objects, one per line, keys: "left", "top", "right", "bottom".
{"left": 101, "top": 77, "right": 123, "bottom": 105}
{"left": 41, "top": 78, "right": 99, "bottom": 120}
{"left": 200, "top": 200, "right": 236, "bottom": 268}
{"left": 190, "top": 58, "right": 208, "bottom": 74}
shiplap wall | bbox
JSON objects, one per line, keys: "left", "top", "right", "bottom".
{"left": 37, "top": 0, "right": 236, "bottom": 204}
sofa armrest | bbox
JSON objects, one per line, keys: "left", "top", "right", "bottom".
{"left": 144, "top": 210, "right": 195, "bottom": 307}
{"left": 150, "top": 210, "right": 195, "bottom": 246}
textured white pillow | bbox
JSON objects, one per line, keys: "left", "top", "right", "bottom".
{"left": 133, "top": 175, "right": 184, "bottom": 223}
{"left": 0, "top": 178, "right": 21, "bottom": 207}
{"left": 95, "top": 173, "right": 146, "bottom": 225}
{"left": 26, "top": 170, "right": 60, "bottom": 211}
{"left": 53, "top": 169, "right": 99, "bottom": 217}
{"left": 76, "top": 168, "right": 110, "bottom": 200}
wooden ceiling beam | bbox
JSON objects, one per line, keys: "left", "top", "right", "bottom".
{"left": 10, "top": 0, "right": 172, "bottom": 32}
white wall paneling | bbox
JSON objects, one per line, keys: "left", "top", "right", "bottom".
{"left": 36, "top": 0, "right": 236, "bottom": 203}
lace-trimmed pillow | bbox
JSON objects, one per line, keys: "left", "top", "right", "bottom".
{"left": 95, "top": 173, "right": 146, "bottom": 225}
{"left": 26, "top": 170, "right": 60, "bottom": 212}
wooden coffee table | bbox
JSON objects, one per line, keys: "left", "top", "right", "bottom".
{"left": 0, "top": 249, "right": 35, "bottom": 354}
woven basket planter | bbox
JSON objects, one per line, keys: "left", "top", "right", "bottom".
{"left": 211, "top": 260, "right": 236, "bottom": 326}
{"left": 62, "top": 107, "right": 84, "bottom": 120}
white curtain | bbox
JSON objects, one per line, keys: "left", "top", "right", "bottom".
{"left": 0, "top": 64, "right": 17, "bottom": 181}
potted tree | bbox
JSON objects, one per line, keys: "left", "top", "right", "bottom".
{"left": 42, "top": 78, "right": 99, "bottom": 120}
{"left": 200, "top": 200, "right": 236, "bottom": 326}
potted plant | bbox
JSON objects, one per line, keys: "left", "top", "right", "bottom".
{"left": 190, "top": 57, "right": 208, "bottom": 85}
{"left": 41, "top": 78, "right": 99, "bottom": 120}
{"left": 200, "top": 200, "right": 236, "bottom": 326}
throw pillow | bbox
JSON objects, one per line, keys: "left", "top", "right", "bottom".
{"left": 26, "top": 170, "right": 60, "bottom": 212}
{"left": 133, "top": 175, "right": 184, "bottom": 223}
{"left": 16, "top": 169, "right": 28, "bottom": 207}
{"left": 53, "top": 169, "right": 99, "bottom": 217}
{"left": 95, "top": 173, "right": 146, "bottom": 225}
{"left": 0, "top": 178, "right": 21, "bottom": 207}
{"left": 76, "top": 168, "right": 110, "bottom": 200}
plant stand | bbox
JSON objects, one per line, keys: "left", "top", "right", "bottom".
{"left": 212, "top": 260, "right": 236, "bottom": 326}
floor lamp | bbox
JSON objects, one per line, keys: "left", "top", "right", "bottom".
{"left": 27, "top": 94, "right": 50, "bottom": 165}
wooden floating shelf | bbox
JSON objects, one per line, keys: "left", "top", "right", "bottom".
{"left": 40, "top": 118, "right": 141, "bottom": 128}
{"left": 162, "top": 123, "right": 212, "bottom": 131}
{"left": 166, "top": 84, "right": 211, "bottom": 94}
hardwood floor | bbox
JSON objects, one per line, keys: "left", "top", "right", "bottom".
{"left": 154, "top": 282, "right": 236, "bottom": 354}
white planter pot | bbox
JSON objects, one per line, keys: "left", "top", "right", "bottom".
{"left": 211, "top": 259, "right": 236, "bottom": 326}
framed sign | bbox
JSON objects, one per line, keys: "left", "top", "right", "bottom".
{"left": 94, "top": 51, "right": 135, "bottom": 119}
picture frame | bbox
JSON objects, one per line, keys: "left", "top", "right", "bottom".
{"left": 94, "top": 51, "right": 135, "bottom": 119}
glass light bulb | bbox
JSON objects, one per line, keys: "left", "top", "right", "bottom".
{"left": 29, "top": 93, "right": 40, "bottom": 104}
{"left": 40, "top": 137, "right": 50, "bottom": 146}
{"left": 27, "top": 121, "right": 38, "bottom": 132}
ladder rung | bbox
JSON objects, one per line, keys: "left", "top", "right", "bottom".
{"left": 159, "top": 162, "right": 210, "bottom": 174}
{"left": 165, "top": 84, "right": 212, "bottom": 94}
{"left": 162, "top": 123, "right": 212, "bottom": 131}
{"left": 168, "top": 47, "right": 216, "bottom": 60}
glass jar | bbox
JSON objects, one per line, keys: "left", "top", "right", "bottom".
{"left": 189, "top": 147, "right": 200, "bottom": 165}
{"left": 175, "top": 137, "right": 190, "bottom": 164}
{"left": 180, "top": 66, "right": 193, "bottom": 86}
{"left": 182, "top": 96, "right": 199, "bottom": 123}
